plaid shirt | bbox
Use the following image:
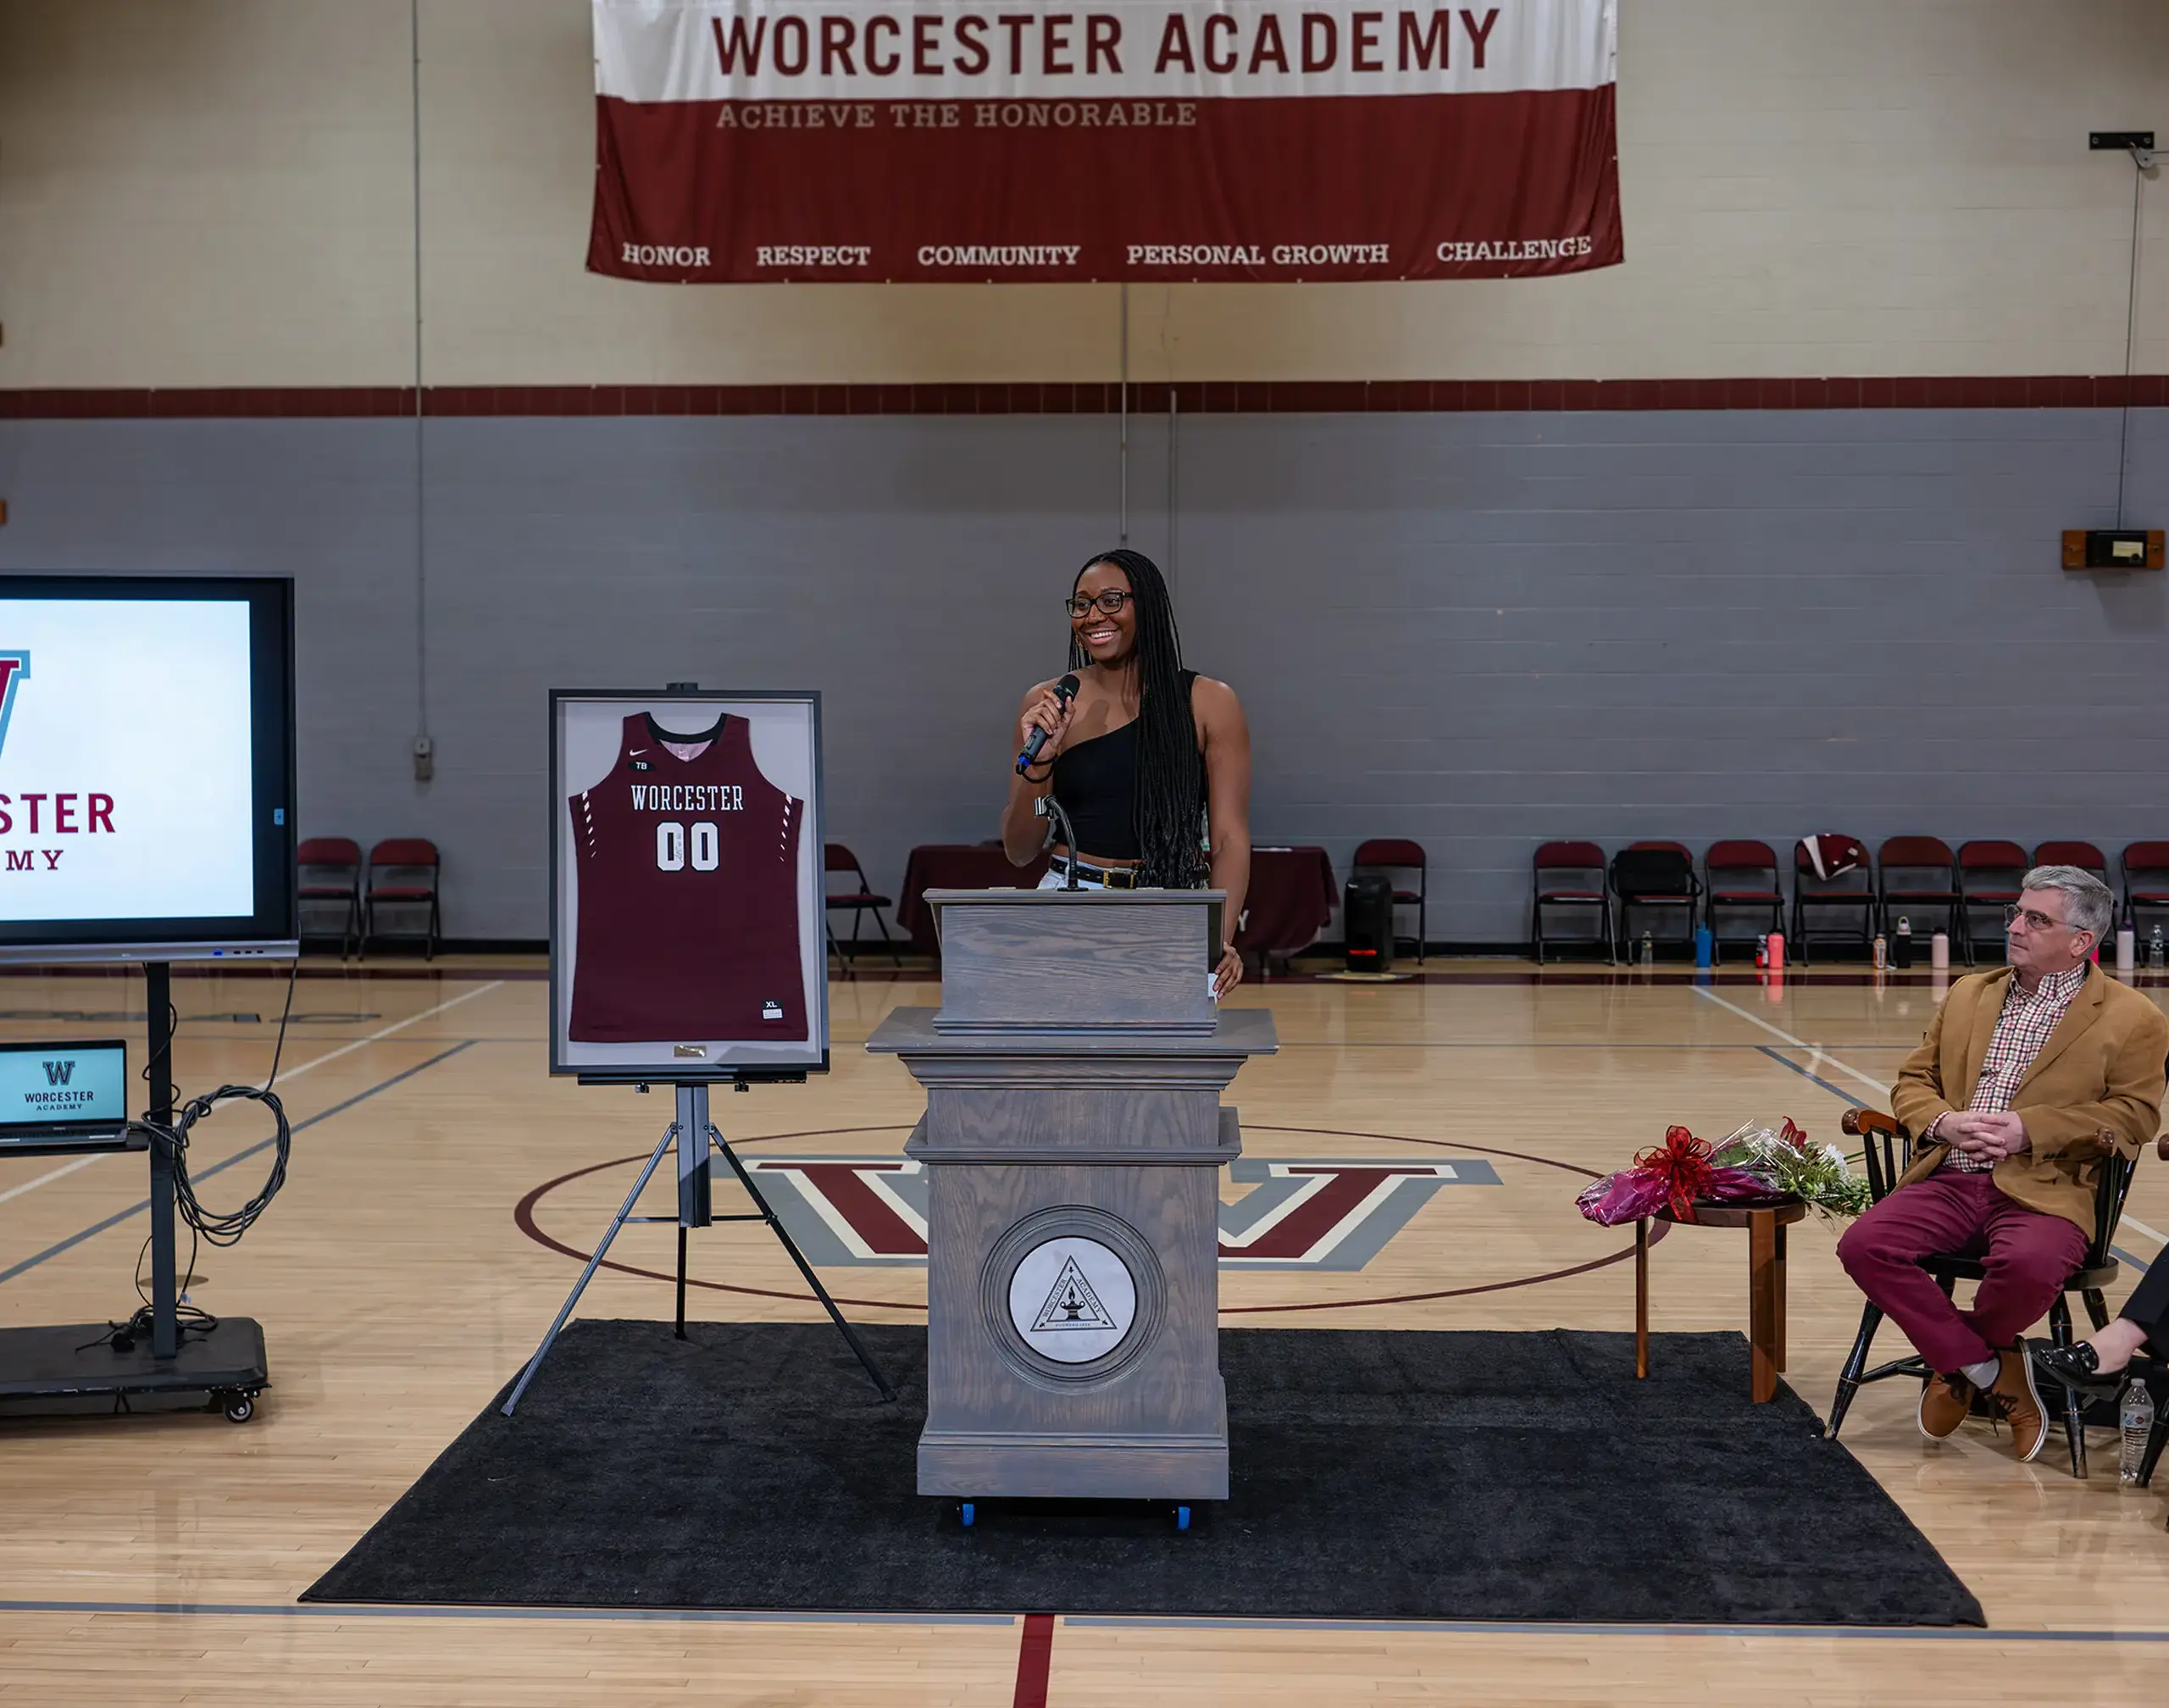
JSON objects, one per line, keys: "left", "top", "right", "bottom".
{"left": 1937, "top": 963, "right": 2090, "bottom": 1172}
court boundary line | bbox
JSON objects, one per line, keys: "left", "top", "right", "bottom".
{"left": 1060, "top": 1616, "right": 2169, "bottom": 1641}
{"left": 1, "top": 1598, "right": 2166, "bottom": 1644}
{"left": 0, "top": 1598, "right": 1009, "bottom": 1625}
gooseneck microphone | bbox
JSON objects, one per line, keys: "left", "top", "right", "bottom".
{"left": 1015, "top": 673, "right": 1080, "bottom": 774}
{"left": 1034, "top": 796, "right": 1083, "bottom": 890}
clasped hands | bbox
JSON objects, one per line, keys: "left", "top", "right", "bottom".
{"left": 1937, "top": 1109, "right": 2030, "bottom": 1161}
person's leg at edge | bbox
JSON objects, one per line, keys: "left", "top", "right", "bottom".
{"left": 1836, "top": 1172, "right": 2004, "bottom": 1440}
{"left": 1951, "top": 1186, "right": 2089, "bottom": 1459}
{"left": 1837, "top": 1172, "right": 2000, "bottom": 1370}
{"left": 2039, "top": 1243, "right": 2169, "bottom": 1381}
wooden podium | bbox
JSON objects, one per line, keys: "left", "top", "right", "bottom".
{"left": 866, "top": 888, "right": 1276, "bottom": 1501}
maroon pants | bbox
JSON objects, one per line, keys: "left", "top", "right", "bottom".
{"left": 1834, "top": 1169, "right": 2088, "bottom": 1373}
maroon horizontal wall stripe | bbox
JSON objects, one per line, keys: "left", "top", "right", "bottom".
{"left": 0, "top": 376, "right": 2164, "bottom": 419}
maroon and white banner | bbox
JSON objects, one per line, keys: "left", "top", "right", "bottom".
{"left": 590, "top": 0, "right": 1620, "bottom": 282}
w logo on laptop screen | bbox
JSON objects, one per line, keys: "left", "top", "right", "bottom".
{"left": 0, "top": 1040, "right": 127, "bottom": 1144}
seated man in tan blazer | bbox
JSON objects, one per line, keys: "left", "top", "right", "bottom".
{"left": 1835, "top": 866, "right": 2167, "bottom": 1461}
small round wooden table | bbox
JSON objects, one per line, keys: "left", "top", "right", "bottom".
{"left": 1634, "top": 1200, "right": 1809, "bottom": 1403}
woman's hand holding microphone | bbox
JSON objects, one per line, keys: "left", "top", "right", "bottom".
{"left": 1016, "top": 677, "right": 1079, "bottom": 778}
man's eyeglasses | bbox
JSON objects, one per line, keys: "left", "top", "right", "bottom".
{"left": 1065, "top": 591, "right": 1132, "bottom": 618}
{"left": 2005, "top": 903, "right": 2074, "bottom": 933}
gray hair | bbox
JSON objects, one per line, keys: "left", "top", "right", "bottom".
{"left": 2022, "top": 865, "right": 2115, "bottom": 942}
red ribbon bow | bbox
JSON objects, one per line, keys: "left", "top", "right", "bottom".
{"left": 1630, "top": 1125, "right": 1718, "bottom": 1221}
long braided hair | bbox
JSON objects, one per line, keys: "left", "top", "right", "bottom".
{"left": 1068, "top": 548, "right": 1207, "bottom": 888}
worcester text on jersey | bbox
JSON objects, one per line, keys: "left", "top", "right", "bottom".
{"left": 629, "top": 784, "right": 746, "bottom": 812}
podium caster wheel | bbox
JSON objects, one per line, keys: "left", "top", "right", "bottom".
{"left": 222, "top": 1394, "right": 255, "bottom": 1424}
{"left": 960, "top": 1502, "right": 975, "bottom": 1529}
{"left": 1174, "top": 1505, "right": 1190, "bottom": 1532}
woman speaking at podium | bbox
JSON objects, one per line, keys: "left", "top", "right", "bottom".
{"left": 1001, "top": 548, "right": 1252, "bottom": 996}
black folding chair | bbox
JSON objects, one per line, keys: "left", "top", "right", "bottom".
{"left": 1609, "top": 843, "right": 1700, "bottom": 959}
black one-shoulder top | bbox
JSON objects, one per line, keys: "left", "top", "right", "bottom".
{"left": 1051, "top": 672, "right": 1198, "bottom": 862}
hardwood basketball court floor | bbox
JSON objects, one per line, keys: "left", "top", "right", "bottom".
{"left": 2, "top": 957, "right": 2166, "bottom": 1704}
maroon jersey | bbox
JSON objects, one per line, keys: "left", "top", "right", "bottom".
{"left": 568, "top": 712, "right": 807, "bottom": 1042}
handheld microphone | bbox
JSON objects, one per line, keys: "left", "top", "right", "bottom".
{"left": 1015, "top": 674, "right": 1080, "bottom": 774}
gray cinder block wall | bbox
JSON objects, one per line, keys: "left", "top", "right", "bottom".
{"left": 1, "top": 407, "right": 2161, "bottom": 943}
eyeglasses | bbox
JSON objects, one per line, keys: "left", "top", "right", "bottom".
{"left": 2004, "top": 903, "right": 2075, "bottom": 933}
{"left": 1065, "top": 591, "right": 1132, "bottom": 618}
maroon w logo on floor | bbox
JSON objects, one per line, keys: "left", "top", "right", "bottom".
{"left": 746, "top": 1154, "right": 1498, "bottom": 1271}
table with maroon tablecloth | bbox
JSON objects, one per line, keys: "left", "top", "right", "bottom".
{"left": 895, "top": 844, "right": 1050, "bottom": 956}
{"left": 1234, "top": 846, "right": 1338, "bottom": 962}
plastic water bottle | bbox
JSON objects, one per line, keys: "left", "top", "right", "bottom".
{"left": 1872, "top": 934, "right": 1887, "bottom": 972}
{"left": 2122, "top": 1378, "right": 2155, "bottom": 1485}
{"left": 2151, "top": 925, "right": 2165, "bottom": 972}
{"left": 1639, "top": 931, "right": 1654, "bottom": 968}
{"left": 1694, "top": 924, "right": 1713, "bottom": 968}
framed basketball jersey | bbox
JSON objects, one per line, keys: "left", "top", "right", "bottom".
{"left": 550, "top": 689, "right": 828, "bottom": 1079}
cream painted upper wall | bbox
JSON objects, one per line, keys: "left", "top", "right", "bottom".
{"left": 1, "top": 0, "right": 2165, "bottom": 386}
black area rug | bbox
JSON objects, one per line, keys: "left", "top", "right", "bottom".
{"left": 304, "top": 1323, "right": 1983, "bottom": 1625}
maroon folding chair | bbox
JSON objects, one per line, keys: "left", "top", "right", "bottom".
{"left": 1534, "top": 840, "right": 1612, "bottom": 964}
{"left": 297, "top": 836, "right": 363, "bottom": 960}
{"left": 2033, "top": 840, "right": 2108, "bottom": 885}
{"left": 1352, "top": 838, "right": 1428, "bottom": 964}
{"left": 1877, "top": 835, "right": 1959, "bottom": 947}
{"left": 2123, "top": 842, "right": 2169, "bottom": 948}
{"left": 1704, "top": 840, "right": 1783, "bottom": 958}
{"left": 1955, "top": 840, "right": 2028, "bottom": 965}
{"left": 365, "top": 838, "right": 441, "bottom": 959}
{"left": 824, "top": 842, "right": 902, "bottom": 968}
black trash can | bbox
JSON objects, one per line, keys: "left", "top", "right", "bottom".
{"left": 1344, "top": 872, "right": 1396, "bottom": 973}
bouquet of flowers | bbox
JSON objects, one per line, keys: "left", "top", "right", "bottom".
{"left": 1716, "top": 1117, "right": 1872, "bottom": 1221}
{"left": 1575, "top": 1117, "right": 1870, "bottom": 1226}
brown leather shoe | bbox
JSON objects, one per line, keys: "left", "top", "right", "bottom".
{"left": 1918, "top": 1372, "right": 1974, "bottom": 1439}
{"left": 1983, "top": 1346, "right": 2049, "bottom": 1462}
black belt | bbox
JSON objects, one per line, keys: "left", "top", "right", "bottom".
{"left": 1050, "top": 855, "right": 1140, "bottom": 890}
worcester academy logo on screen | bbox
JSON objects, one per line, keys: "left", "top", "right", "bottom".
{"left": 0, "top": 652, "right": 121, "bottom": 873}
